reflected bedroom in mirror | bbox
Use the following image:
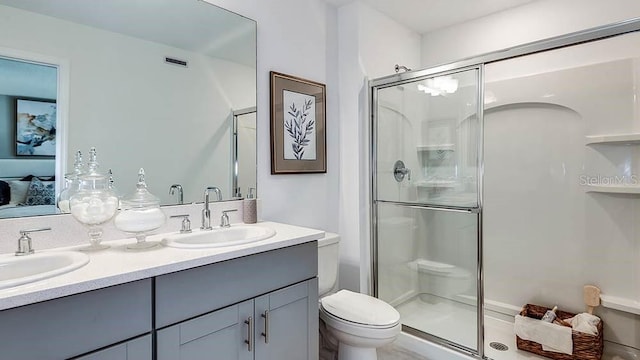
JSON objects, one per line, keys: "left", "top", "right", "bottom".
{"left": 0, "top": 0, "right": 257, "bottom": 220}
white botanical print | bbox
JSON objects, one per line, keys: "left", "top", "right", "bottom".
{"left": 283, "top": 90, "right": 316, "bottom": 160}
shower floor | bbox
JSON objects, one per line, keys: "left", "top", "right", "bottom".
{"left": 396, "top": 294, "right": 478, "bottom": 350}
{"left": 394, "top": 295, "right": 559, "bottom": 360}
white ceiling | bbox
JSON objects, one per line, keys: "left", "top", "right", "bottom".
{"left": 325, "top": 0, "right": 537, "bottom": 34}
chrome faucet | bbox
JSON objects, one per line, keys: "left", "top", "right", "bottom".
{"left": 201, "top": 186, "right": 222, "bottom": 230}
{"left": 220, "top": 209, "right": 238, "bottom": 228}
{"left": 169, "top": 184, "right": 184, "bottom": 205}
{"left": 15, "top": 227, "right": 51, "bottom": 256}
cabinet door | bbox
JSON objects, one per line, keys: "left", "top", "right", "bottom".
{"left": 72, "top": 334, "right": 152, "bottom": 360}
{"left": 157, "top": 300, "right": 254, "bottom": 360}
{"left": 254, "top": 279, "right": 319, "bottom": 360}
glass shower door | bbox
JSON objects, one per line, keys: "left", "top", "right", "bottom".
{"left": 372, "top": 68, "right": 481, "bottom": 352}
{"left": 374, "top": 69, "right": 479, "bottom": 208}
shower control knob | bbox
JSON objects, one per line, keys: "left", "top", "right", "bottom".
{"left": 393, "top": 160, "right": 411, "bottom": 182}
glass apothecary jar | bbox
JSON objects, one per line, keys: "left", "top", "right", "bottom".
{"left": 69, "top": 148, "right": 119, "bottom": 251}
{"left": 114, "top": 168, "right": 166, "bottom": 250}
{"left": 58, "top": 150, "right": 84, "bottom": 213}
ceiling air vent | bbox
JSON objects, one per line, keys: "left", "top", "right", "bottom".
{"left": 165, "top": 57, "right": 188, "bottom": 68}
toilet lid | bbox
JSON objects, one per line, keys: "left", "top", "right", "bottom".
{"left": 320, "top": 290, "right": 400, "bottom": 327}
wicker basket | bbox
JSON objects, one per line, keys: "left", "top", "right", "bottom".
{"left": 516, "top": 304, "right": 603, "bottom": 360}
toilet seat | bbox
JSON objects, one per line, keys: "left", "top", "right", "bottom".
{"left": 320, "top": 290, "right": 400, "bottom": 329}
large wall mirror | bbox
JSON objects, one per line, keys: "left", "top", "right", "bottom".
{"left": 0, "top": 0, "right": 257, "bottom": 219}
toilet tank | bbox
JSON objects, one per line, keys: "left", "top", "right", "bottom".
{"left": 318, "top": 233, "right": 340, "bottom": 297}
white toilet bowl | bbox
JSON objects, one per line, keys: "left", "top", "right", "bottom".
{"left": 319, "top": 289, "right": 401, "bottom": 360}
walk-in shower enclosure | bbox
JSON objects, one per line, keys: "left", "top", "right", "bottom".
{"left": 371, "top": 20, "right": 640, "bottom": 359}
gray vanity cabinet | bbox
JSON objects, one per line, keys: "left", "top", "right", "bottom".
{"left": 154, "top": 242, "right": 319, "bottom": 360}
{"left": 0, "top": 241, "right": 318, "bottom": 360}
{"left": 73, "top": 334, "right": 152, "bottom": 360}
{"left": 157, "top": 278, "right": 318, "bottom": 360}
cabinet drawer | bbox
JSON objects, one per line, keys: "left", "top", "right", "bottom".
{"left": 0, "top": 279, "right": 152, "bottom": 360}
{"left": 156, "top": 300, "right": 254, "bottom": 360}
{"left": 155, "top": 241, "right": 317, "bottom": 328}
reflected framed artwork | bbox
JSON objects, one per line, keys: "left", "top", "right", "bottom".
{"left": 270, "top": 71, "right": 326, "bottom": 174}
{"left": 16, "top": 99, "right": 57, "bottom": 156}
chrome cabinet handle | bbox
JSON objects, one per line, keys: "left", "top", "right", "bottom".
{"left": 261, "top": 310, "right": 270, "bottom": 343}
{"left": 244, "top": 316, "right": 253, "bottom": 352}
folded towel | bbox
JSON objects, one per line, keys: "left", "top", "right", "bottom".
{"left": 515, "top": 315, "right": 573, "bottom": 355}
{"left": 564, "top": 313, "right": 600, "bottom": 335}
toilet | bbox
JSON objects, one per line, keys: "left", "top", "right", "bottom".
{"left": 318, "top": 233, "right": 401, "bottom": 360}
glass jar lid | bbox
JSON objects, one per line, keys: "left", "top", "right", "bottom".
{"left": 121, "top": 168, "right": 160, "bottom": 209}
{"left": 77, "top": 147, "right": 110, "bottom": 190}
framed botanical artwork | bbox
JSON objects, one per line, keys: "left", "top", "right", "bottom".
{"left": 15, "top": 98, "right": 57, "bottom": 156}
{"left": 270, "top": 71, "right": 326, "bottom": 174}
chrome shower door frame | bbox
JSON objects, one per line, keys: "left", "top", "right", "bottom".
{"left": 370, "top": 64, "right": 484, "bottom": 356}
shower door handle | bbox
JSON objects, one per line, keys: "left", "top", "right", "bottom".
{"left": 393, "top": 160, "right": 411, "bottom": 182}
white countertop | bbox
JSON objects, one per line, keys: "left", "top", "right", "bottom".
{"left": 0, "top": 221, "right": 324, "bottom": 311}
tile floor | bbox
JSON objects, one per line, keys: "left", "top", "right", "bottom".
{"left": 379, "top": 343, "right": 431, "bottom": 360}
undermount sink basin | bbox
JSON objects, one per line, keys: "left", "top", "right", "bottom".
{"left": 163, "top": 225, "right": 276, "bottom": 249}
{"left": 0, "top": 251, "right": 90, "bottom": 290}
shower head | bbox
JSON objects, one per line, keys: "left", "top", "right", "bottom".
{"left": 395, "top": 64, "right": 411, "bottom": 73}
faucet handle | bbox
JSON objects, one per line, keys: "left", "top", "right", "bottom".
{"left": 19, "top": 227, "right": 52, "bottom": 236}
{"left": 170, "top": 214, "right": 192, "bottom": 234}
{"left": 220, "top": 209, "right": 238, "bottom": 228}
{"left": 16, "top": 227, "right": 51, "bottom": 256}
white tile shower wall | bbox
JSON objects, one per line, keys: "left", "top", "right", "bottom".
{"left": 377, "top": 205, "right": 418, "bottom": 305}
{"left": 0, "top": 201, "right": 243, "bottom": 254}
{"left": 483, "top": 34, "right": 640, "bottom": 349}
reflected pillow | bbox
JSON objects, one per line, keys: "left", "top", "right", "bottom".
{"left": 21, "top": 174, "right": 55, "bottom": 182}
{"left": 24, "top": 178, "right": 55, "bottom": 206}
{"left": 9, "top": 180, "right": 31, "bottom": 205}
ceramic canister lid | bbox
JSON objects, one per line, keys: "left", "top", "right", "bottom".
{"left": 320, "top": 289, "right": 400, "bottom": 327}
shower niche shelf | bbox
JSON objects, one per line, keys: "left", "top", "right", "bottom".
{"left": 600, "top": 294, "right": 640, "bottom": 315}
{"left": 417, "top": 144, "right": 455, "bottom": 151}
{"left": 585, "top": 185, "right": 640, "bottom": 194}
{"left": 415, "top": 180, "right": 457, "bottom": 188}
{"left": 585, "top": 133, "right": 640, "bottom": 145}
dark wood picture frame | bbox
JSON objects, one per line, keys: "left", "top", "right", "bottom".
{"left": 270, "top": 71, "right": 326, "bottom": 174}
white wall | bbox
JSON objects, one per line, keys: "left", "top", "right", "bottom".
{"left": 205, "top": 0, "right": 340, "bottom": 234}
{"left": 336, "top": 2, "right": 421, "bottom": 291}
{"left": 421, "top": 0, "right": 640, "bottom": 67}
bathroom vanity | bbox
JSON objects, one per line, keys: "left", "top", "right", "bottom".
{"left": 0, "top": 222, "right": 321, "bottom": 360}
